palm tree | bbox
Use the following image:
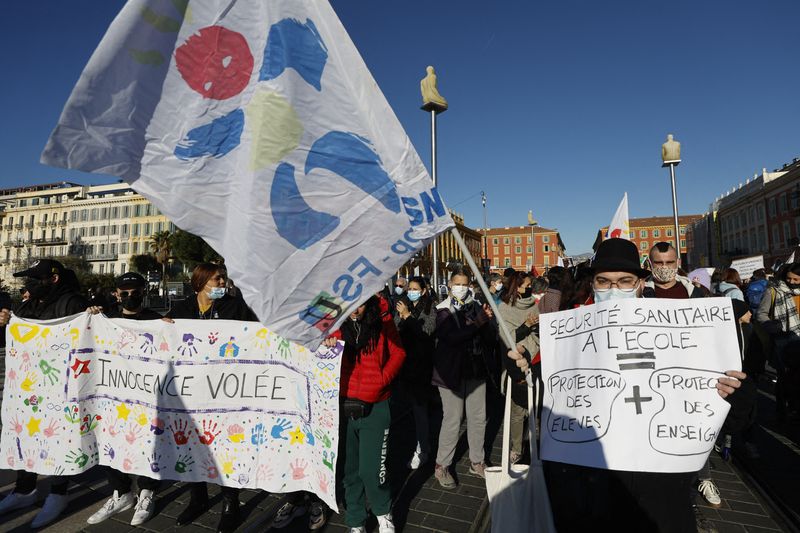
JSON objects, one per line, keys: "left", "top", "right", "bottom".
{"left": 149, "top": 230, "right": 173, "bottom": 300}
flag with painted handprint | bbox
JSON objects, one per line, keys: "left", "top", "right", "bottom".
{"left": 41, "top": 0, "right": 454, "bottom": 349}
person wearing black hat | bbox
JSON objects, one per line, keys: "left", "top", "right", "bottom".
{"left": 0, "top": 259, "right": 90, "bottom": 528}
{"left": 84, "top": 272, "right": 161, "bottom": 526}
{"left": 506, "top": 238, "right": 746, "bottom": 533}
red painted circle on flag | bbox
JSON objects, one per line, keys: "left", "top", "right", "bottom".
{"left": 610, "top": 229, "right": 622, "bottom": 238}
{"left": 175, "top": 26, "right": 253, "bottom": 100}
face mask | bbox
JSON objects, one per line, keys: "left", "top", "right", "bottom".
{"left": 394, "top": 286, "right": 404, "bottom": 296}
{"left": 652, "top": 266, "right": 678, "bottom": 283}
{"left": 594, "top": 287, "right": 638, "bottom": 303}
{"left": 207, "top": 287, "right": 227, "bottom": 300}
{"left": 27, "top": 278, "right": 52, "bottom": 300}
{"left": 519, "top": 287, "right": 533, "bottom": 299}
{"left": 120, "top": 295, "right": 144, "bottom": 311}
{"left": 407, "top": 290, "right": 421, "bottom": 302}
{"left": 495, "top": 283, "right": 503, "bottom": 292}
{"left": 787, "top": 282, "right": 800, "bottom": 290}
{"left": 451, "top": 286, "right": 469, "bottom": 301}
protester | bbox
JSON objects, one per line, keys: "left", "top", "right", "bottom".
{"left": 688, "top": 268, "right": 712, "bottom": 296}
{"left": 324, "top": 294, "right": 405, "bottom": 532}
{"left": 746, "top": 269, "right": 769, "bottom": 316}
{"left": 432, "top": 269, "right": 496, "bottom": 488}
{"left": 718, "top": 268, "right": 745, "bottom": 301}
{"left": 507, "top": 238, "right": 746, "bottom": 532}
{"left": 271, "top": 491, "right": 328, "bottom": 531}
{"left": 538, "top": 265, "right": 573, "bottom": 313}
{"left": 85, "top": 272, "right": 162, "bottom": 526}
{"left": 498, "top": 271, "right": 540, "bottom": 464}
{"left": 487, "top": 272, "right": 504, "bottom": 304}
{"left": 164, "top": 263, "right": 257, "bottom": 533}
{"left": 0, "top": 259, "right": 90, "bottom": 527}
{"left": 643, "top": 241, "right": 703, "bottom": 299}
{"left": 389, "top": 276, "right": 407, "bottom": 314}
{"left": 756, "top": 262, "right": 800, "bottom": 419}
{"left": 394, "top": 276, "right": 436, "bottom": 469}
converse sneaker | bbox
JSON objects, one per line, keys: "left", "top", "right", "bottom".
{"left": 407, "top": 450, "right": 428, "bottom": 470}
{"left": 308, "top": 500, "right": 327, "bottom": 530}
{"left": 377, "top": 512, "right": 396, "bottom": 533}
{"left": 0, "top": 489, "right": 37, "bottom": 515}
{"left": 469, "top": 461, "right": 487, "bottom": 479}
{"left": 130, "top": 489, "right": 155, "bottom": 526}
{"left": 31, "top": 493, "right": 69, "bottom": 528}
{"left": 434, "top": 464, "right": 457, "bottom": 489}
{"left": 87, "top": 490, "right": 135, "bottom": 524}
{"left": 271, "top": 500, "right": 306, "bottom": 529}
{"left": 698, "top": 479, "right": 722, "bottom": 507}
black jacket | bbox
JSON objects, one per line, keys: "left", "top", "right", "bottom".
{"left": 14, "top": 272, "right": 89, "bottom": 320}
{"left": 107, "top": 307, "right": 163, "bottom": 320}
{"left": 166, "top": 293, "right": 257, "bottom": 321}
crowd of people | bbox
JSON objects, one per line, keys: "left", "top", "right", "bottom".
{"left": 1, "top": 234, "right": 796, "bottom": 532}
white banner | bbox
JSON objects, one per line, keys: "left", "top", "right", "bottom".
{"left": 1, "top": 314, "right": 342, "bottom": 509}
{"left": 41, "top": 0, "right": 454, "bottom": 349}
{"left": 729, "top": 255, "right": 764, "bottom": 281}
{"left": 606, "top": 193, "right": 630, "bottom": 240}
{"left": 539, "top": 297, "right": 741, "bottom": 472}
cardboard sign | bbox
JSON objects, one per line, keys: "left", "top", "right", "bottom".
{"left": 1, "top": 313, "right": 342, "bottom": 509}
{"left": 539, "top": 297, "right": 741, "bottom": 472}
{"left": 729, "top": 255, "right": 764, "bottom": 281}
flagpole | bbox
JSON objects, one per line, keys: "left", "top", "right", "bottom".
{"left": 430, "top": 109, "right": 440, "bottom": 293}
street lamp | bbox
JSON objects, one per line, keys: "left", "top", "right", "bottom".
{"left": 528, "top": 210, "right": 538, "bottom": 272}
{"left": 661, "top": 134, "right": 682, "bottom": 253}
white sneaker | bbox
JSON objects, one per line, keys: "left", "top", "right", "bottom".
{"left": 407, "top": 450, "right": 428, "bottom": 469}
{"left": 0, "top": 489, "right": 37, "bottom": 515}
{"left": 698, "top": 479, "right": 722, "bottom": 507}
{"left": 31, "top": 493, "right": 69, "bottom": 528}
{"left": 87, "top": 490, "right": 135, "bottom": 524}
{"left": 130, "top": 489, "right": 155, "bottom": 526}
{"left": 377, "top": 512, "right": 396, "bottom": 533}
{"left": 349, "top": 528, "right": 367, "bottom": 533}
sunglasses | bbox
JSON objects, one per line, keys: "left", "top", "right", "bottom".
{"left": 119, "top": 290, "right": 142, "bottom": 298}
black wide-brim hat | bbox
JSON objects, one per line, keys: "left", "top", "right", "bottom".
{"left": 591, "top": 238, "right": 650, "bottom": 278}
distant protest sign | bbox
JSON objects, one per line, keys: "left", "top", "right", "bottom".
{"left": 1, "top": 314, "right": 342, "bottom": 509}
{"left": 729, "top": 255, "right": 764, "bottom": 280}
{"left": 539, "top": 298, "right": 741, "bottom": 473}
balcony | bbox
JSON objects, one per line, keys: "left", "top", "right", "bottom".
{"left": 4, "top": 239, "right": 24, "bottom": 248}
{"left": 85, "top": 253, "right": 118, "bottom": 261}
{"left": 37, "top": 221, "right": 48, "bottom": 228}
{"left": 14, "top": 224, "right": 23, "bottom": 230}
{"left": 48, "top": 220, "right": 58, "bottom": 227}
{"left": 3, "top": 225, "right": 11, "bottom": 231}
{"left": 24, "top": 223, "right": 34, "bottom": 229}
{"left": 32, "top": 237, "right": 68, "bottom": 246}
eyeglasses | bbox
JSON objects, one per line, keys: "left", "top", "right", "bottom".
{"left": 593, "top": 277, "right": 639, "bottom": 290}
{"left": 119, "top": 290, "right": 142, "bottom": 298}
{"left": 394, "top": 285, "right": 404, "bottom": 288}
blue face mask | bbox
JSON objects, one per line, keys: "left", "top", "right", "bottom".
{"left": 394, "top": 286, "right": 404, "bottom": 296}
{"left": 594, "top": 287, "right": 637, "bottom": 303}
{"left": 407, "top": 290, "right": 422, "bottom": 302}
{"left": 207, "top": 287, "right": 227, "bottom": 300}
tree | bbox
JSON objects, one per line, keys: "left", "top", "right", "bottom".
{"left": 170, "top": 229, "right": 223, "bottom": 270}
{"left": 51, "top": 256, "right": 115, "bottom": 297}
{"left": 130, "top": 254, "right": 159, "bottom": 275}
{"left": 150, "top": 230, "right": 173, "bottom": 293}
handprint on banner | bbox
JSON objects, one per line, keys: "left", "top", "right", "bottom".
{"left": 7, "top": 368, "right": 17, "bottom": 386}
{"left": 35, "top": 328, "right": 52, "bottom": 349}
{"left": 227, "top": 424, "right": 245, "bottom": 443}
{"left": 256, "top": 463, "right": 274, "bottom": 482}
{"left": 170, "top": 419, "right": 190, "bottom": 445}
{"left": 20, "top": 372, "right": 38, "bottom": 392}
{"left": 317, "top": 471, "right": 329, "bottom": 493}
{"left": 277, "top": 337, "right": 291, "bottom": 360}
{"left": 132, "top": 406, "right": 149, "bottom": 426}
{"left": 236, "top": 461, "right": 250, "bottom": 485}
{"left": 314, "top": 430, "right": 332, "bottom": 448}
{"left": 318, "top": 409, "right": 335, "bottom": 430}
{"left": 38, "top": 359, "right": 60, "bottom": 385}
{"left": 44, "top": 419, "right": 59, "bottom": 439}
{"left": 271, "top": 418, "right": 291, "bottom": 440}
{"left": 139, "top": 333, "right": 156, "bottom": 354}
{"left": 221, "top": 452, "right": 236, "bottom": 477}
{"left": 203, "top": 458, "right": 219, "bottom": 479}
{"left": 125, "top": 423, "right": 143, "bottom": 444}
{"left": 250, "top": 423, "right": 267, "bottom": 446}
{"left": 107, "top": 416, "right": 121, "bottom": 437}
{"left": 149, "top": 452, "right": 161, "bottom": 473}
{"left": 253, "top": 328, "right": 268, "bottom": 350}
{"left": 322, "top": 450, "right": 335, "bottom": 472}
{"left": 25, "top": 450, "right": 36, "bottom": 470}
{"left": 103, "top": 444, "right": 115, "bottom": 460}
{"left": 175, "top": 454, "right": 194, "bottom": 473}
{"left": 122, "top": 455, "right": 135, "bottom": 471}
{"left": 196, "top": 420, "right": 221, "bottom": 445}
{"left": 178, "top": 333, "right": 201, "bottom": 356}
{"left": 208, "top": 331, "right": 219, "bottom": 345}
{"left": 10, "top": 415, "right": 23, "bottom": 435}
{"left": 116, "top": 329, "right": 136, "bottom": 350}
{"left": 66, "top": 449, "right": 90, "bottom": 468}
{"left": 6, "top": 454, "right": 14, "bottom": 468}
{"left": 39, "top": 448, "right": 48, "bottom": 460}
{"left": 21, "top": 352, "right": 32, "bottom": 371}
{"left": 303, "top": 424, "right": 315, "bottom": 446}
{"left": 290, "top": 458, "right": 308, "bottom": 480}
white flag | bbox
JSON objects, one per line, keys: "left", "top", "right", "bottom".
{"left": 41, "top": 0, "right": 454, "bottom": 348}
{"left": 606, "top": 192, "right": 630, "bottom": 240}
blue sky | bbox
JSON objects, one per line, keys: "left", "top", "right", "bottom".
{"left": 1, "top": 1, "right": 798, "bottom": 254}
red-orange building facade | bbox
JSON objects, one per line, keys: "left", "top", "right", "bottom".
{"left": 479, "top": 226, "right": 566, "bottom": 272}
{"left": 593, "top": 215, "right": 703, "bottom": 260}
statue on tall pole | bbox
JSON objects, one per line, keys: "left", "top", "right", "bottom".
{"left": 661, "top": 134, "right": 682, "bottom": 259}
{"left": 421, "top": 66, "right": 448, "bottom": 292}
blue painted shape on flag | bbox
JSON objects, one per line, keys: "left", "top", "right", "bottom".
{"left": 260, "top": 18, "right": 328, "bottom": 91}
{"left": 271, "top": 162, "right": 339, "bottom": 250}
{"left": 305, "top": 131, "right": 401, "bottom": 213}
{"left": 174, "top": 108, "right": 244, "bottom": 160}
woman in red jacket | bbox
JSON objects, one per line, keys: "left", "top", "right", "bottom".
{"left": 324, "top": 294, "right": 405, "bottom": 533}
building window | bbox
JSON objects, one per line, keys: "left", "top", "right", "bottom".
{"left": 783, "top": 221, "right": 792, "bottom": 246}
{"left": 121, "top": 224, "right": 129, "bottom": 236}
{"left": 515, "top": 246, "right": 521, "bottom": 254}
{"left": 653, "top": 229, "right": 660, "bottom": 238}
{"left": 515, "top": 237, "right": 521, "bottom": 244}
{"left": 680, "top": 239, "right": 686, "bottom": 249}
{"left": 110, "top": 264, "right": 115, "bottom": 274}
{"left": 526, "top": 245, "right": 531, "bottom": 253}
{"left": 666, "top": 229, "right": 673, "bottom": 237}
{"left": 629, "top": 230, "right": 635, "bottom": 239}
{"left": 133, "top": 242, "right": 139, "bottom": 253}
{"left": 640, "top": 241, "right": 648, "bottom": 250}
{"left": 769, "top": 198, "right": 777, "bottom": 217}
{"left": 543, "top": 245, "right": 550, "bottom": 252}
{"left": 121, "top": 243, "right": 129, "bottom": 254}
{"left": 543, "top": 235, "right": 550, "bottom": 243}
{"left": 503, "top": 237, "right": 510, "bottom": 245}
{"left": 99, "top": 264, "right": 105, "bottom": 274}
{"left": 504, "top": 258, "right": 511, "bottom": 267}
{"left": 132, "top": 224, "right": 140, "bottom": 236}
{"left": 123, "top": 206, "right": 130, "bottom": 218}
{"left": 772, "top": 226, "right": 780, "bottom": 246}
{"left": 493, "top": 246, "right": 499, "bottom": 255}
{"left": 780, "top": 194, "right": 788, "bottom": 214}
{"left": 680, "top": 227, "right": 685, "bottom": 235}
{"left": 640, "top": 230, "right": 648, "bottom": 238}
{"left": 144, "top": 223, "right": 152, "bottom": 236}
{"left": 492, "top": 238, "right": 498, "bottom": 245}
{"left": 515, "top": 257, "right": 522, "bottom": 266}
{"left": 81, "top": 209, "right": 88, "bottom": 221}
{"left": 527, "top": 236, "right": 531, "bottom": 243}
{"left": 504, "top": 246, "right": 510, "bottom": 254}
{"left": 544, "top": 256, "right": 550, "bottom": 266}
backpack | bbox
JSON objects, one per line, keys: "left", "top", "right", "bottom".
{"left": 746, "top": 281, "right": 767, "bottom": 312}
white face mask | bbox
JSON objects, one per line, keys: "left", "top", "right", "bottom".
{"left": 451, "top": 285, "right": 469, "bottom": 301}
{"left": 394, "top": 286, "right": 404, "bottom": 295}
{"left": 594, "top": 287, "right": 638, "bottom": 303}
{"left": 495, "top": 283, "right": 503, "bottom": 291}
{"left": 207, "top": 287, "right": 227, "bottom": 300}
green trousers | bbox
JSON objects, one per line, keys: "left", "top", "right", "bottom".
{"left": 343, "top": 399, "right": 392, "bottom": 527}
